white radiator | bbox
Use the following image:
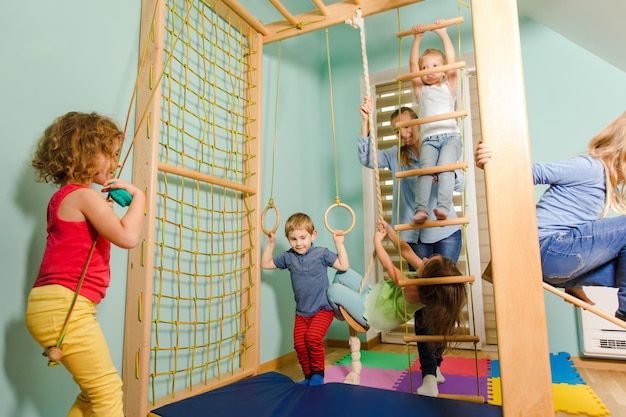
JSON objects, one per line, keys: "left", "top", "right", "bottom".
{"left": 579, "top": 287, "right": 626, "bottom": 359}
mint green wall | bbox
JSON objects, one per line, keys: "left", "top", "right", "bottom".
{"left": 2, "top": 2, "right": 626, "bottom": 416}
{"left": 1, "top": 2, "right": 141, "bottom": 416}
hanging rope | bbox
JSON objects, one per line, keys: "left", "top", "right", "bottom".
{"left": 346, "top": 10, "right": 384, "bottom": 223}
{"left": 43, "top": 236, "right": 98, "bottom": 366}
{"left": 116, "top": 0, "right": 195, "bottom": 177}
{"left": 324, "top": 28, "right": 356, "bottom": 235}
{"left": 261, "top": 41, "right": 282, "bottom": 235}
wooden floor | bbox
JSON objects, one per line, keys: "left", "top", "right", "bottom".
{"left": 269, "top": 342, "right": 626, "bottom": 417}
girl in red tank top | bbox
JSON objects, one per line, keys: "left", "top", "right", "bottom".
{"left": 26, "top": 112, "right": 146, "bottom": 417}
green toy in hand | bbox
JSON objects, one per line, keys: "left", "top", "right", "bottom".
{"left": 109, "top": 187, "right": 133, "bottom": 207}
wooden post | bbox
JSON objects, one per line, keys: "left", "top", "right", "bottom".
{"left": 122, "top": 1, "right": 165, "bottom": 416}
{"left": 471, "top": 0, "right": 554, "bottom": 416}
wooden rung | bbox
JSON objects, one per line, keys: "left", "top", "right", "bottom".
{"left": 221, "top": 0, "right": 269, "bottom": 35}
{"left": 339, "top": 306, "right": 369, "bottom": 333}
{"left": 542, "top": 283, "right": 626, "bottom": 330}
{"left": 310, "top": 0, "right": 328, "bottom": 16}
{"left": 158, "top": 162, "right": 257, "bottom": 195}
{"left": 395, "top": 161, "right": 468, "bottom": 179}
{"left": 404, "top": 335, "right": 480, "bottom": 343}
{"left": 396, "top": 16, "right": 464, "bottom": 38}
{"left": 396, "top": 110, "right": 467, "bottom": 128}
{"left": 396, "top": 61, "right": 466, "bottom": 82}
{"left": 397, "top": 275, "right": 474, "bottom": 287}
{"left": 394, "top": 217, "right": 470, "bottom": 231}
{"left": 268, "top": 0, "right": 298, "bottom": 26}
{"left": 437, "top": 393, "right": 485, "bottom": 404}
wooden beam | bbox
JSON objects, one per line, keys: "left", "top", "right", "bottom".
{"left": 220, "top": 0, "right": 269, "bottom": 35}
{"left": 396, "top": 16, "right": 464, "bottom": 38}
{"left": 123, "top": 2, "right": 165, "bottom": 416}
{"left": 543, "top": 283, "right": 626, "bottom": 330}
{"left": 471, "top": 0, "right": 554, "bottom": 415}
{"left": 268, "top": 0, "right": 298, "bottom": 26}
{"left": 310, "top": 0, "right": 329, "bottom": 16}
{"left": 261, "top": 0, "right": 424, "bottom": 44}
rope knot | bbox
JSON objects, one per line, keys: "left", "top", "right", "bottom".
{"left": 344, "top": 9, "right": 363, "bottom": 30}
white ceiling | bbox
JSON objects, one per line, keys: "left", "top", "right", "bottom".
{"left": 517, "top": 0, "right": 626, "bottom": 72}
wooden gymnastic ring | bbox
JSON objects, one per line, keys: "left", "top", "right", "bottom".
{"left": 324, "top": 203, "right": 356, "bottom": 235}
{"left": 261, "top": 204, "right": 280, "bottom": 235}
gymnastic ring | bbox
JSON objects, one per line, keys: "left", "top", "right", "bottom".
{"left": 261, "top": 204, "right": 280, "bottom": 235}
{"left": 324, "top": 203, "right": 356, "bottom": 235}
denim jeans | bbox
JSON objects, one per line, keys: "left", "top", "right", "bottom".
{"left": 410, "top": 229, "right": 463, "bottom": 263}
{"left": 415, "top": 132, "right": 462, "bottom": 213}
{"left": 327, "top": 269, "right": 370, "bottom": 328}
{"left": 539, "top": 216, "right": 626, "bottom": 314}
{"left": 408, "top": 230, "right": 462, "bottom": 377}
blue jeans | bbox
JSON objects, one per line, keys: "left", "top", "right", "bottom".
{"left": 327, "top": 269, "right": 370, "bottom": 328}
{"left": 410, "top": 229, "right": 463, "bottom": 263}
{"left": 539, "top": 217, "right": 626, "bottom": 315}
{"left": 409, "top": 230, "right": 462, "bottom": 377}
{"left": 415, "top": 132, "right": 462, "bottom": 213}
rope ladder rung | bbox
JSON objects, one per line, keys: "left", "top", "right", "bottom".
{"left": 396, "top": 16, "right": 464, "bottom": 38}
{"left": 396, "top": 61, "right": 466, "bottom": 82}
{"left": 394, "top": 216, "right": 470, "bottom": 231}
{"left": 396, "top": 161, "right": 468, "bottom": 179}
{"left": 395, "top": 110, "right": 467, "bottom": 129}
{"left": 397, "top": 275, "right": 475, "bottom": 287}
{"left": 403, "top": 334, "right": 480, "bottom": 343}
{"left": 437, "top": 393, "right": 485, "bottom": 403}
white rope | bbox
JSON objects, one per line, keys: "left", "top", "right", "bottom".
{"left": 346, "top": 9, "right": 383, "bottom": 220}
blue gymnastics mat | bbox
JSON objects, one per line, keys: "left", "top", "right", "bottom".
{"left": 149, "top": 372, "right": 503, "bottom": 417}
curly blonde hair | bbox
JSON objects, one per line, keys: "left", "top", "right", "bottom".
{"left": 32, "top": 112, "right": 123, "bottom": 186}
{"left": 588, "top": 111, "right": 626, "bottom": 216}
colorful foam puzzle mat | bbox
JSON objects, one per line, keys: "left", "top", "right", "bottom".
{"left": 326, "top": 351, "right": 610, "bottom": 416}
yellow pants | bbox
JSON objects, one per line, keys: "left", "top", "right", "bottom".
{"left": 25, "top": 285, "right": 124, "bottom": 417}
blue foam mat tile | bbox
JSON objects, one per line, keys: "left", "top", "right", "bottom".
{"left": 489, "top": 352, "right": 584, "bottom": 385}
{"left": 150, "top": 372, "right": 503, "bottom": 417}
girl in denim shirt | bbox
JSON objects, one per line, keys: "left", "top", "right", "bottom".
{"left": 475, "top": 111, "right": 626, "bottom": 321}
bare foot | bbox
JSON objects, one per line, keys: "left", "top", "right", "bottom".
{"left": 412, "top": 210, "right": 428, "bottom": 224}
{"left": 565, "top": 288, "right": 595, "bottom": 305}
{"left": 433, "top": 208, "right": 448, "bottom": 220}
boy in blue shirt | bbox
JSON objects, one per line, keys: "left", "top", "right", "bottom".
{"left": 261, "top": 213, "right": 349, "bottom": 385}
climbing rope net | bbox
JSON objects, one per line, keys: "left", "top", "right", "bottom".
{"left": 122, "top": 1, "right": 262, "bottom": 415}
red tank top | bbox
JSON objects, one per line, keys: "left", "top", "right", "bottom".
{"left": 34, "top": 184, "right": 111, "bottom": 303}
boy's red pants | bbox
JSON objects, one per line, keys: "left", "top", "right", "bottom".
{"left": 293, "top": 309, "right": 334, "bottom": 378}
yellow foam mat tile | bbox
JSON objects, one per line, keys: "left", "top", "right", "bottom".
{"left": 488, "top": 378, "right": 610, "bottom": 416}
